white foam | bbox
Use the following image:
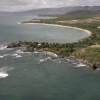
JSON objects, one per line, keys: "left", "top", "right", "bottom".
{"left": 0, "top": 72, "right": 8, "bottom": 78}
{"left": 39, "top": 57, "right": 51, "bottom": 63}
{"left": 0, "top": 66, "right": 14, "bottom": 79}
{"left": 0, "top": 54, "right": 11, "bottom": 58}
{"left": 3, "top": 54, "right": 10, "bottom": 57}
{"left": 15, "top": 50, "right": 31, "bottom": 54}
{"left": 15, "top": 55, "right": 22, "bottom": 58}
{"left": 0, "top": 44, "right": 14, "bottom": 51}
{"left": 33, "top": 51, "right": 39, "bottom": 54}
{"left": 39, "top": 59, "right": 45, "bottom": 63}
{"left": 72, "top": 62, "right": 78, "bottom": 65}
{"left": 15, "top": 50, "right": 24, "bottom": 54}
{"left": 12, "top": 53, "right": 19, "bottom": 56}
{"left": 96, "top": 68, "right": 100, "bottom": 71}
{"left": 0, "top": 45, "right": 7, "bottom": 50}
{"left": 0, "top": 66, "right": 14, "bottom": 72}
{"left": 0, "top": 56, "right": 4, "bottom": 58}
{"left": 66, "top": 59, "right": 71, "bottom": 62}
{"left": 42, "top": 51, "right": 58, "bottom": 58}
{"left": 0, "top": 53, "right": 22, "bottom": 59}
{"left": 11, "top": 53, "right": 22, "bottom": 58}
{"left": 75, "top": 63, "right": 87, "bottom": 68}
{"left": 52, "top": 59, "right": 62, "bottom": 63}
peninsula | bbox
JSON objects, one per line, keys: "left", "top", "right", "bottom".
{"left": 8, "top": 11, "right": 100, "bottom": 70}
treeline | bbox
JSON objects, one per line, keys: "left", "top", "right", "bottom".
{"left": 7, "top": 41, "right": 77, "bottom": 57}
{"left": 18, "top": 15, "right": 100, "bottom": 64}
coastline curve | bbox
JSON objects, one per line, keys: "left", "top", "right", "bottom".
{"left": 18, "top": 22, "right": 92, "bottom": 36}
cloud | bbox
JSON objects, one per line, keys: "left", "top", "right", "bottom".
{"left": 0, "top": 0, "right": 100, "bottom": 12}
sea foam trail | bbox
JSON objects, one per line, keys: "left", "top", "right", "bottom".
{"left": 0, "top": 66, "right": 14, "bottom": 78}
{"left": 75, "top": 63, "right": 87, "bottom": 68}
{"left": 0, "top": 72, "right": 8, "bottom": 78}
{"left": 0, "top": 53, "right": 22, "bottom": 59}
{"left": 0, "top": 54, "right": 10, "bottom": 59}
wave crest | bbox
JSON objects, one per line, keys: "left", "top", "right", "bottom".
{"left": 0, "top": 66, "right": 14, "bottom": 78}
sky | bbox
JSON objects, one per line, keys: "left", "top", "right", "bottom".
{"left": 0, "top": 0, "right": 100, "bottom": 12}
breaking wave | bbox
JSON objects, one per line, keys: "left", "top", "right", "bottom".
{"left": 0, "top": 66, "right": 14, "bottom": 79}
{"left": 0, "top": 55, "right": 4, "bottom": 58}
{"left": 15, "top": 50, "right": 31, "bottom": 54}
{"left": 0, "top": 72, "right": 8, "bottom": 78}
{"left": 0, "top": 44, "right": 7, "bottom": 50}
{"left": 42, "top": 51, "right": 58, "bottom": 58}
{"left": 33, "top": 51, "right": 40, "bottom": 54}
{"left": 0, "top": 54, "right": 10, "bottom": 59}
{"left": 74, "top": 63, "right": 87, "bottom": 68}
{"left": 0, "top": 44, "right": 14, "bottom": 51}
{"left": 39, "top": 57, "right": 51, "bottom": 63}
{"left": 0, "top": 53, "right": 22, "bottom": 59}
{"left": 11, "top": 53, "right": 22, "bottom": 58}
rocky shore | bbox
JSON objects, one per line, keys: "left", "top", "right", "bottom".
{"left": 7, "top": 41, "right": 100, "bottom": 70}
{"left": 7, "top": 42, "right": 58, "bottom": 58}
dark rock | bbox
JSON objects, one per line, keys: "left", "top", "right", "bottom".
{"left": 92, "top": 64, "right": 100, "bottom": 70}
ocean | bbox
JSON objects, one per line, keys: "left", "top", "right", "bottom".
{"left": 0, "top": 13, "right": 100, "bottom": 100}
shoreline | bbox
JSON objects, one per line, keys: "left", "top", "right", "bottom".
{"left": 18, "top": 22, "right": 92, "bottom": 36}
{"left": 7, "top": 40, "right": 100, "bottom": 70}
{"left": 16, "top": 22, "right": 100, "bottom": 70}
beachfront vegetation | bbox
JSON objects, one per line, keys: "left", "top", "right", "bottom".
{"left": 73, "top": 47, "right": 100, "bottom": 64}
{"left": 11, "top": 13, "right": 100, "bottom": 65}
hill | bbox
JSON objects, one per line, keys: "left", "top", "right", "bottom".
{"left": 1, "top": 6, "right": 100, "bottom": 17}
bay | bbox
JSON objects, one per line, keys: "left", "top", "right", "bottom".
{"left": 0, "top": 13, "right": 100, "bottom": 100}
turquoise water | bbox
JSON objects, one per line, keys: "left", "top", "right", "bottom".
{"left": 0, "top": 13, "right": 100, "bottom": 100}
{"left": 0, "top": 14, "right": 89, "bottom": 43}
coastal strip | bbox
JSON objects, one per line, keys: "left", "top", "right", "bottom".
{"left": 18, "top": 22, "right": 92, "bottom": 36}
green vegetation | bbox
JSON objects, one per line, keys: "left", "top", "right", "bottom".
{"left": 16, "top": 13, "right": 100, "bottom": 65}
{"left": 73, "top": 47, "right": 100, "bottom": 64}
{"left": 7, "top": 42, "right": 75, "bottom": 57}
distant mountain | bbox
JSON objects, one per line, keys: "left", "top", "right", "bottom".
{"left": 21, "top": 6, "right": 100, "bottom": 16}
{"left": 9, "top": 7, "right": 79, "bottom": 16}
{"left": 0, "top": 6, "right": 100, "bottom": 16}
{"left": 60, "top": 6, "right": 100, "bottom": 20}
